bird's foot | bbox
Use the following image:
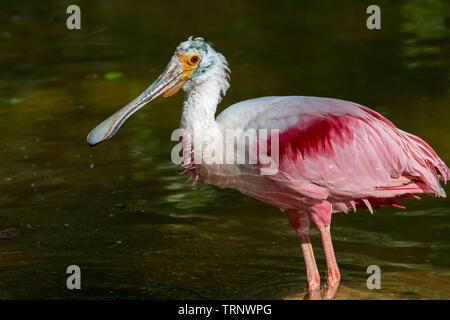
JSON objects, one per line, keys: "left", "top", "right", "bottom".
{"left": 304, "top": 288, "right": 322, "bottom": 300}
{"left": 303, "top": 278, "right": 321, "bottom": 300}
{"left": 322, "top": 276, "right": 341, "bottom": 300}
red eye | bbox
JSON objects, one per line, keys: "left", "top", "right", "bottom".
{"left": 190, "top": 55, "right": 199, "bottom": 64}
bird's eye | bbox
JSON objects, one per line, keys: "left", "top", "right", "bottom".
{"left": 190, "top": 55, "right": 200, "bottom": 64}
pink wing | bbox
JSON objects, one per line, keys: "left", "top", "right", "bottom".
{"left": 218, "top": 96, "right": 449, "bottom": 212}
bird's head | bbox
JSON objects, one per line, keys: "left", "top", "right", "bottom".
{"left": 87, "top": 36, "right": 229, "bottom": 147}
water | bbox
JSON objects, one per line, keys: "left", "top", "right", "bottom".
{"left": 0, "top": 0, "right": 449, "bottom": 299}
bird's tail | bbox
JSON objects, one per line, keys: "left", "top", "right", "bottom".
{"left": 399, "top": 130, "right": 450, "bottom": 197}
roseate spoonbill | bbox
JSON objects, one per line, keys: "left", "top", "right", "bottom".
{"left": 87, "top": 37, "right": 449, "bottom": 299}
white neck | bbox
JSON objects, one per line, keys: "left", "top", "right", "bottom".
{"left": 180, "top": 79, "right": 222, "bottom": 134}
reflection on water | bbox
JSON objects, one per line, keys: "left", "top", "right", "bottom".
{"left": 401, "top": 0, "right": 449, "bottom": 70}
{"left": 0, "top": 0, "right": 449, "bottom": 299}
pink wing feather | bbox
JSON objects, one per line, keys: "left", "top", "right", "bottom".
{"left": 218, "top": 96, "right": 449, "bottom": 213}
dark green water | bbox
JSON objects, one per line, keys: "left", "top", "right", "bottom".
{"left": 0, "top": 0, "right": 449, "bottom": 299}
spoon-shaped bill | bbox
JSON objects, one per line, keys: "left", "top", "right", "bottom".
{"left": 87, "top": 55, "right": 186, "bottom": 147}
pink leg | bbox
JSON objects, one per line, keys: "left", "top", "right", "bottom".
{"left": 284, "top": 210, "right": 321, "bottom": 299}
{"left": 319, "top": 227, "right": 340, "bottom": 299}
{"left": 308, "top": 201, "right": 341, "bottom": 300}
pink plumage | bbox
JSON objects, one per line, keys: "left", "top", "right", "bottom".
{"left": 252, "top": 97, "right": 449, "bottom": 214}
{"left": 213, "top": 96, "right": 448, "bottom": 212}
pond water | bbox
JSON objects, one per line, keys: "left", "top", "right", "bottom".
{"left": 0, "top": 0, "right": 449, "bottom": 299}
